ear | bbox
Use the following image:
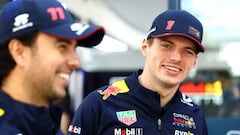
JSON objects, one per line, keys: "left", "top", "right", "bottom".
{"left": 8, "top": 39, "right": 28, "bottom": 67}
{"left": 140, "top": 38, "right": 148, "bottom": 57}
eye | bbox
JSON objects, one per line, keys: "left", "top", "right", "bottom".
{"left": 59, "top": 44, "right": 68, "bottom": 51}
{"left": 60, "top": 44, "right": 67, "bottom": 48}
{"left": 57, "top": 43, "right": 69, "bottom": 53}
{"left": 160, "top": 42, "right": 172, "bottom": 49}
{"left": 184, "top": 48, "right": 196, "bottom": 56}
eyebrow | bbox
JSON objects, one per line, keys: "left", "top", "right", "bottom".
{"left": 56, "top": 39, "right": 78, "bottom": 47}
{"left": 57, "top": 39, "right": 73, "bottom": 44}
{"left": 159, "top": 37, "right": 198, "bottom": 53}
{"left": 159, "top": 38, "right": 174, "bottom": 45}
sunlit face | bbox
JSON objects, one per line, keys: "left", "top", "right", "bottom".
{"left": 141, "top": 35, "right": 198, "bottom": 88}
{"left": 24, "top": 32, "right": 80, "bottom": 105}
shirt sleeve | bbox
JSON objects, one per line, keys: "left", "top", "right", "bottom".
{"left": 197, "top": 107, "right": 209, "bottom": 135}
{"left": 202, "top": 114, "right": 209, "bottom": 135}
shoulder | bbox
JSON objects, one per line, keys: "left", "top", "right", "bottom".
{"left": 0, "top": 90, "right": 14, "bottom": 121}
{"left": 96, "top": 79, "right": 130, "bottom": 100}
{"left": 0, "top": 92, "right": 17, "bottom": 133}
{"left": 77, "top": 79, "right": 131, "bottom": 110}
{"left": 178, "top": 93, "right": 203, "bottom": 112}
{"left": 0, "top": 106, "right": 9, "bottom": 125}
{"left": 175, "top": 93, "right": 208, "bottom": 130}
{"left": 178, "top": 93, "right": 207, "bottom": 123}
{"left": 76, "top": 85, "right": 109, "bottom": 110}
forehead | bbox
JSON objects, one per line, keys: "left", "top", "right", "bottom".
{"left": 160, "top": 35, "right": 195, "bottom": 44}
{"left": 158, "top": 35, "right": 197, "bottom": 49}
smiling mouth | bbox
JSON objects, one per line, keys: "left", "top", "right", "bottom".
{"left": 163, "top": 65, "right": 181, "bottom": 72}
{"left": 58, "top": 73, "right": 70, "bottom": 82}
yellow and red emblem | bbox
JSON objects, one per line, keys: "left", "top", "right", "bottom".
{"left": 98, "top": 80, "right": 129, "bottom": 100}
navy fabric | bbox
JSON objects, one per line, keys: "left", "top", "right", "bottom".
{"left": 68, "top": 70, "right": 208, "bottom": 135}
{"left": 0, "top": 90, "right": 64, "bottom": 135}
{"left": 147, "top": 10, "right": 205, "bottom": 52}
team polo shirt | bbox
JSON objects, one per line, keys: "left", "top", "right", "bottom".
{"left": 0, "top": 90, "right": 64, "bottom": 135}
{"left": 68, "top": 70, "right": 208, "bottom": 135}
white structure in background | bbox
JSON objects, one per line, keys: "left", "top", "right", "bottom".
{"left": 58, "top": 0, "right": 168, "bottom": 50}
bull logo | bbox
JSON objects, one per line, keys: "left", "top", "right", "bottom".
{"left": 98, "top": 80, "right": 129, "bottom": 100}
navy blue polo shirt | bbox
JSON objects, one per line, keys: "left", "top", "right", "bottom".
{"left": 0, "top": 90, "right": 64, "bottom": 135}
{"left": 68, "top": 70, "right": 208, "bottom": 135}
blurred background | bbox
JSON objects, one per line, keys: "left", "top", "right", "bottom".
{"left": 2, "top": 0, "right": 240, "bottom": 134}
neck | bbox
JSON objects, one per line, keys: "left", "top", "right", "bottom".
{"left": 1, "top": 72, "right": 49, "bottom": 107}
{"left": 138, "top": 75, "right": 179, "bottom": 107}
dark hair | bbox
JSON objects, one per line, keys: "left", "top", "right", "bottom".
{"left": 0, "top": 31, "right": 39, "bottom": 87}
{"left": 146, "top": 38, "right": 153, "bottom": 45}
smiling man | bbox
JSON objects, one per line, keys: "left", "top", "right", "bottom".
{"left": 0, "top": 0, "right": 104, "bottom": 134}
{"left": 69, "top": 10, "right": 208, "bottom": 135}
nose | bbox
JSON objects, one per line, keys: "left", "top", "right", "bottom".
{"left": 67, "top": 52, "right": 81, "bottom": 69}
{"left": 169, "top": 49, "right": 181, "bottom": 62}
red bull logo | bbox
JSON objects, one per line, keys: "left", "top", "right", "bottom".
{"left": 98, "top": 86, "right": 122, "bottom": 100}
{"left": 98, "top": 80, "right": 129, "bottom": 100}
{"left": 173, "top": 113, "right": 196, "bottom": 129}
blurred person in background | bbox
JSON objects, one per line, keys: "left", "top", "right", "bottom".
{"left": 218, "top": 71, "right": 240, "bottom": 117}
{"left": 219, "top": 71, "right": 240, "bottom": 101}
{"left": 0, "top": 0, "right": 104, "bottom": 134}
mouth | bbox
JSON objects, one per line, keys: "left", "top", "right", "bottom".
{"left": 162, "top": 65, "right": 182, "bottom": 72}
{"left": 58, "top": 73, "right": 70, "bottom": 82}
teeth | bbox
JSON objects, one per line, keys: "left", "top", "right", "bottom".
{"left": 59, "top": 73, "right": 70, "bottom": 81}
{"left": 165, "top": 66, "right": 180, "bottom": 72}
